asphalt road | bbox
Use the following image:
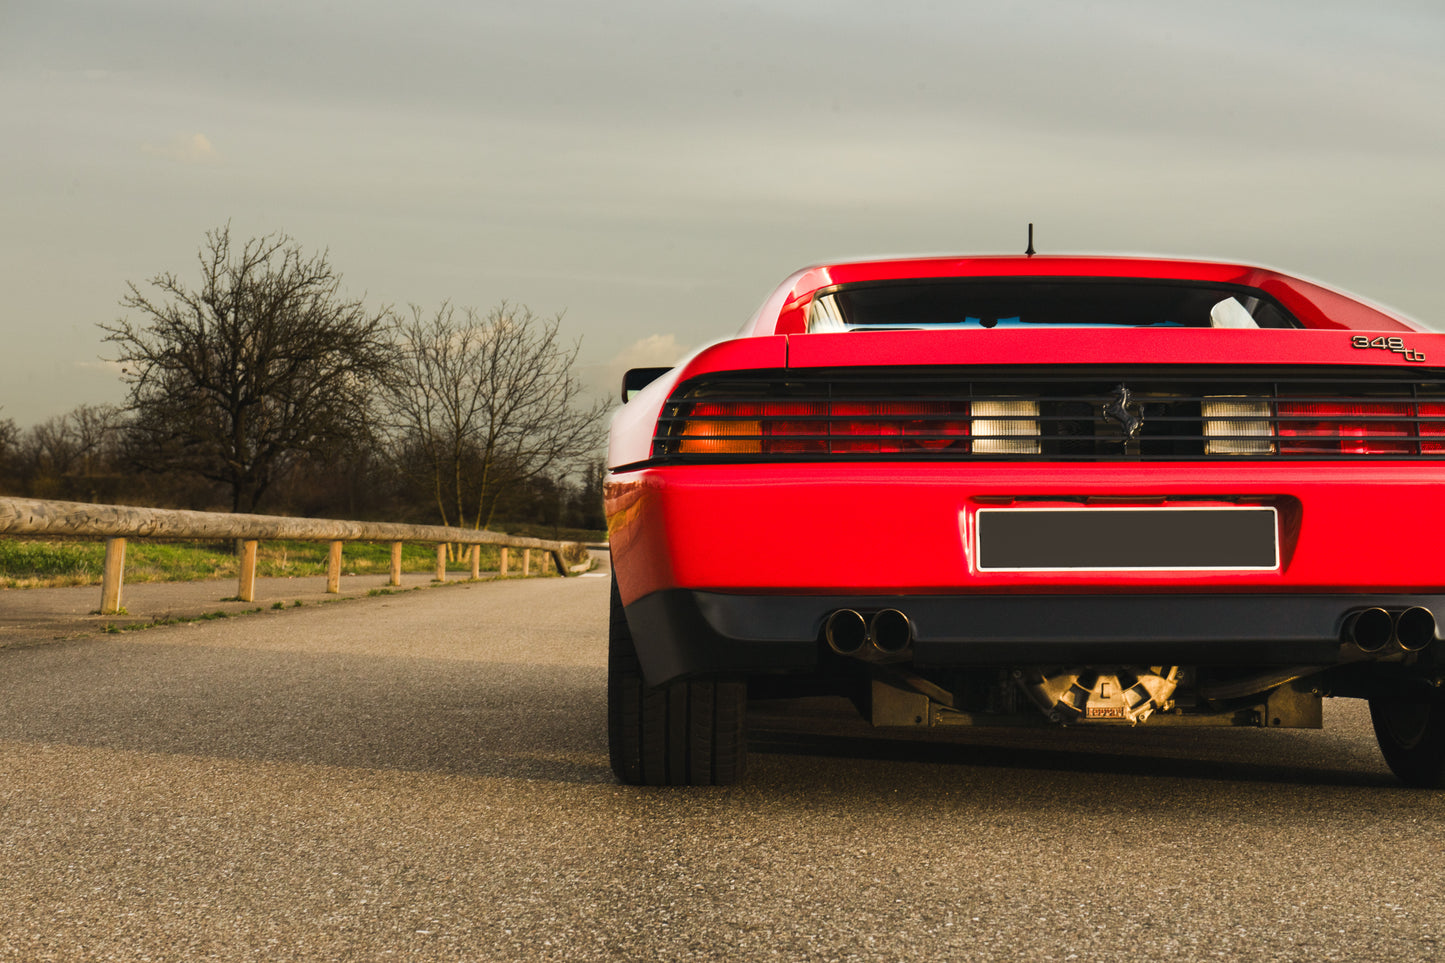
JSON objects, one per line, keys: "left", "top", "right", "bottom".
{"left": 3, "top": 561, "right": 1444, "bottom": 961}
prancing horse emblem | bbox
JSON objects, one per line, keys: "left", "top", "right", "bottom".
{"left": 1101, "top": 384, "right": 1144, "bottom": 439}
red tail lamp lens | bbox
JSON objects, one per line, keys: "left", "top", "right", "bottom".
{"left": 678, "top": 400, "right": 971, "bottom": 454}
{"left": 1276, "top": 401, "right": 1413, "bottom": 454}
{"left": 830, "top": 401, "right": 969, "bottom": 453}
{"left": 1420, "top": 402, "right": 1445, "bottom": 453}
{"left": 763, "top": 401, "right": 828, "bottom": 453}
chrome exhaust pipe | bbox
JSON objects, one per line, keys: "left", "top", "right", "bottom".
{"left": 1395, "top": 607, "right": 1437, "bottom": 652}
{"left": 825, "top": 609, "right": 869, "bottom": 657}
{"left": 868, "top": 609, "right": 913, "bottom": 655}
{"left": 1345, "top": 607, "right": 1393, "bottom": 653}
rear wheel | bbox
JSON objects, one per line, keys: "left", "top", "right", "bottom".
{"left": 607, "top": 573, "right": 747, "bottom": 785}
{"left": 1369, "top": 689, "right": 1445, "bottom": 787}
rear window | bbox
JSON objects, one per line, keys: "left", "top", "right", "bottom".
{"left": 807, "top": 279, "right": 1299, "bottom": 332}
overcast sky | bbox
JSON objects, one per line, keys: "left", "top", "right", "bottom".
{"left": 3, "top": 0, "right": 1444, "bottom": 425}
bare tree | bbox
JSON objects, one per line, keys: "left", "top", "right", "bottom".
{"left": 24, "top": 417, "right": 79, "bottom": 480}
{"left": 24, "top": 402, "right": 122, "bottom": 473}
{"left": 101, "top": 225, "right": 395, "bottom": 512}
{"left": 387, "top": 301, "right": 607, "bottom": 530}
{"left": 9, "top": 403, "right": 126, "bottom": 500}
{"left": 0, "top": 412, "right": 18, "bottom": 492}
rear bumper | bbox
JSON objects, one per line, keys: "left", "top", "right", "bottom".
{"left": 607, "top": 463, "right": 1445, "bottom": 602}
{"left": 608, "top": 462, "right": 1445, "bottom": 685}
{"left": 625, "top": 589, "right": 1445, "bottom": 686}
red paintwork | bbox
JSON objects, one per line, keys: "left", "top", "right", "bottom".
{"left": 786, "top": 328, "right": 1436, "bottom": 370}
{"left": 739, "top": 256, "right": 1420, "bottom": 338}
{"left": 607, "top": 463, "right": 1445, "bottom": 606}
{"left": 607, "top": 255, "right": 1443, "bottom": 607}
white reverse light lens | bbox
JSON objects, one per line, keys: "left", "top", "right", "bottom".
{"left": 973, "top": 399, "right": 1041, "bottom": 454}
{"left": 1203, "top": 397, "right": 1273, "bottom": 454}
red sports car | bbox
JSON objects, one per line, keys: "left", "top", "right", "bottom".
{"left": 604, "top": 254, "right": 1445, "bottom": 786}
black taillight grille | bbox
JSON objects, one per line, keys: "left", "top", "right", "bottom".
{"left": 650, "top": 366, "right": 1445, "bottom": 461}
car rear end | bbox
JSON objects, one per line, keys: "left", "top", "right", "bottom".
{"left": 605, "top": 258, "right": 1445, "bottom": 785}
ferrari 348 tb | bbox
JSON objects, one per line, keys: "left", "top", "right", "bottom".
{"left": 605, "top": 254, "right": 1445, "bottom": 786}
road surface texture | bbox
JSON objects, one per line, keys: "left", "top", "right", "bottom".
{"left": 2, "top": 556, "right": 1444, "bottom": 961}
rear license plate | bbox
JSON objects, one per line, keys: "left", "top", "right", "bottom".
{"left": 974, "top": 506, "right": 1279, "bottom": 572}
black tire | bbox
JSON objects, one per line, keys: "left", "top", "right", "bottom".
{"left": 607, "top": 573, "right": 747, "bottom": 785}
{"left": 1369, "top": 690, "right": 1445, "bottom": 787}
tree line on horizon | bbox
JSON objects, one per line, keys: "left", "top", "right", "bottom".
{"left": 0, "top": 226, "right": 609, "bottom": 534}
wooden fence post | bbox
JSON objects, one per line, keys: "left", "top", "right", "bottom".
{"left": 0, "top": 498, "right": 587, "bottom": 605}
{"left": 238, "top": 540, "right": 259, "bottom": 602}
{"left": 327, "top": 541, "right": 343, "bottom": 593}
{"left": 470, "top": 544, "right": 481, "bottom": 580}
{"left": 100, "top": 537, "right": 126, "bottom": 615}
{"left": 551, "top": 550, "right": 566, "bottom": 576}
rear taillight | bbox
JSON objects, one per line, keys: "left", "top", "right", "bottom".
{"left": 831, "top": 401, "right": 969, "bottom": 453}
{"left": 675, "top": 389, "right": 1445, "bottom": 459}
{"left": 765, "top": 401, "right": 829, "bottom": 453}
{"left": 1420, "top": 402, "right": 1445, "bottom": 453}
{"left": 1202, "top": 396, "right": 1433, "bottom": 455}
{"left": 676, "top": 402, "right": 762, "bottom": 454}
{"left": 1276, "top": 401, "right": 1413, "bottom": 454}
{"left": 677, "top": 400, "right": 974, "bottom": 454}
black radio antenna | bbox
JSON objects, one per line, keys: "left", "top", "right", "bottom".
{"left": 1025, "top": 222, "right": 1035, "bottom": 257}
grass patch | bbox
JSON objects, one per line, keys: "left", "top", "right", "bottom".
{"left": 98, "top": 606, "right": 267, "bottom": 635}
{"left": 253, "top": 540, "right": 443, "bottom": 577}
{"left": 0, "top": 526, "right": 600, "bottom": 588}
{"left": 1, "top": 537, "right": 466, "bottom": 588}
{"left": 0, "top": 540, "right": 105, "bottom": 585}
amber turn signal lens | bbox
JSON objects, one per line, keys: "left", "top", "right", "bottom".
{"left": 677, "top": 402, "right": 762, "bottom": 453}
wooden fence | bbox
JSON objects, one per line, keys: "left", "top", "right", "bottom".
{"left": 0, "top": 497, "right": 588, "bottom": 615}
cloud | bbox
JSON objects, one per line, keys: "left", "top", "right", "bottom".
{"left": 582, "top": 334, "right": 688, "bottom": 404}
{"left": 610, "top": 334, "right": 685, "bottom": 371}
{"left": 142, "top": 132, "right": 219, "bottom": 164}
{"left": 73, "top": 359, "right": 126, "bottom": 375}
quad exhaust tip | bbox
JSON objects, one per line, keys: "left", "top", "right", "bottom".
{"left": 869, "top": 609, "right": 913, "bottom": 655}
{"left": 825, "top": 608, "right": 915, "bottom": 658}
{"left": 1344, "top": 606, "right": 1437, "bottom": 653}
{"left": 1347, "top": 607, "right": 1394, "bottom": 653}
{"left": 1396, "top": 606, "right": 1438, "bottom": 652}
{"left": 825, "top": 609, "right": 869, "bottom": 657}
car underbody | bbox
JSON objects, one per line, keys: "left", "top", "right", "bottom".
{"left": 625, "top": 583, "right": 1444, "bottom": 724}
{"left": 611, "top": 578, "right": 1445, "bottom": 785}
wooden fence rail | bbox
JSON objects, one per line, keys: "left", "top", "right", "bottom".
{"left": 0, "top": 497, "right": 587, "bottom": 615}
